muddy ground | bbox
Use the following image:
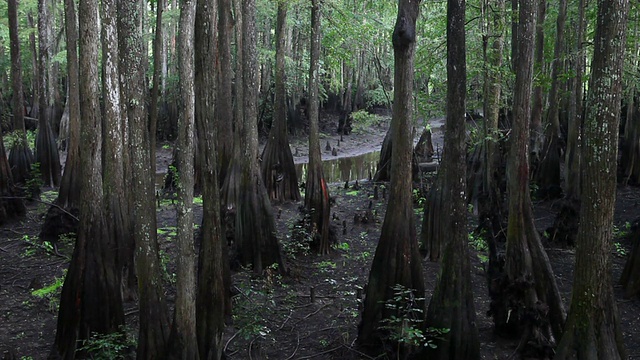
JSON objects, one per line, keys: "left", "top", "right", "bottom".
{"left": 1, "top": 112, "right": 639, "bottom": 359}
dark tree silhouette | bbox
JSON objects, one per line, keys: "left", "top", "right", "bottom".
{"left": 50, "top": 0, "right": 124, "bottom": 355}
{"left": 261, "top": 1, "right": 300, "bottom": 203}
{"left": 424, "top": 0, "right": 480, "bottom": 357}
{"left": 304, "top": 0, "right": 332, "bottom": 254}
{"left": 555, "top": 0, "right": 630, "bottom": 357}
{"left": 358, "top": 0, "right": 425, "bottom": 356}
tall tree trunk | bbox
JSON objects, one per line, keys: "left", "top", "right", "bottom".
{"left": 0, "top": 12, "right": 25, "bottom": 219}
{"left": 492, "top": 0, "right": 566, "bottom": 353}
{"left": 8, "top": 0, "right": 34, "bottom": 186}
{"left": 554, "top": 0, "right": 630, "bottom": 357}
{"left": 36, "top": 0, "right": 62, "bottom": 188}
{"left": 149, "top": 0, "right": 165, "bottom": 180}
{"left": 225, "top": 0, "right": 285, "bottom": 273}
{"left": 167, "top": 0, "right": 198, "bottom": 356}
{"left": 50, "top": 0, "right": 125, "bottom": 354}
{"left": 563, "top": 0, "right": 586, "bottom": 199}
{"left": 216, "top": 0, "right": 233, "bottom": 184}
{"left": 358, "top": 1, "right": 426, "bottom": 356}
{"left": 304, "top": 0, "right": 332, "bottom": 254}
{"left": 535, "top": 0, "right": 567, "bottom": 198}
{"left": 39, "top": 0, "right": 82, "bottom": 245}
{"left": 261, "top": 2, "right": 300, "bottom": 203}
{"left": 529, "top": 0, "right": 545, "bottom": 160}
{"left": 118, "top": 0, "right": 171, "bottom": 356}
{"left": 194, "top": 1, "right": 229, "bottom": 358}
{"left": 424, "top": 0, "right": 480, "bottom": 357}
{"left": 101, "top": 0, "right": 135, "bottom": 301}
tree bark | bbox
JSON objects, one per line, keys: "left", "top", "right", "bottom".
{"left": 555, "top": 0, "right": 630, "bottom": 357}
{"left": 358, "top": 1, "right": 426, "bottom": 356}
{"left": 194, "top": 0, "right": 229, "bottom": 358}
{"left": 118, "top": 0, "right": 171, "bottom": 356}
{"left": 216, "top": 0, "right": 233, "bottom": 184}
{"left": 167, "top": 0, "right": 199, "bottom": 356}
{"left": 304, "top": 0, "right": 332, "bottom": 254}
{"left": 225, "top": 0, "right": 285, "bottom": 273}
{"left": 261, "top": 1, "right": 301, "bottom": 203}
{"left": 535, "top": 0, "right": 567, "bottom": 198}
{"left": 424, "top": 0, "right": 480, "bottom": 357}
{"left": 149, "top": 0, "right": 165, "bottom": 180}
{"left": 36, "top": 0, "right": 61, "bottom": 188}
{"left": 492, "top": 0, "right": 566, "bottom": 353}
{"left": 8, "top": 0, "right": 34, "bottom": 186}
{"left": 50, "top": 0, "right": 125, "bottom": 354}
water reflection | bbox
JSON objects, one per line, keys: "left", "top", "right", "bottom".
{"left": 295, "top": 151, "right": 380, "bottom": 184}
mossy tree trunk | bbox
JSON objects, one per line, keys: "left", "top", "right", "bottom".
{"left": 358, "top": 1, "right": 426, "bottom": 355}
{"left": 493, "top": 0, "right": 566, "bottom": 353}
{"left": 50, "top": 0, "right": 125, "bottom": 355}
{"left": 167, "top": 0, "right": 199, "bottom": 356}
{"left": 529, "top": 0, "right": 545, "bottom": 160}
{"left": 118, "top": 0, "right": 171, "bottom": 356}
{"left": 424, "top": 0, "right": 480, "bottom": 357}
{"left": 261, "top": 1, "right": 300, "bottom": 203}
{"left": 304, "top": 0, "right": 332, "bottom": 254}
{"left": 195, "top": 0, "right": 229, "bottom": 357}
{"left": 555, "top": 0, "right": 630, "bottom": 357}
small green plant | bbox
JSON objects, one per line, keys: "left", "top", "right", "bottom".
{"left": 613, "top": 222, "right": 631, "bottom": 238}
{"left": 158, "top": 249, "right": 175, "bottom": 283}
{"left": 317, "top": 260, "right": 337, "bottom": 272}
{"left": 412, "top": 188, "right": 427, "bottom": 207}
{"left": 26, "top": 162, "right": 44, "bottom": 199}
{"left": 32, "top": 270, "right": 66, "bottom": 312}
{"left": 58, "top": 232, "right": 76, "bottom": 246}
{"left": 614, "top": 242, "right": 627, "bottom": 257}
{"left": 21, "top": 234, "right": 57, "bottom": 257}
{"left": 379, "top": 284, "right": 448, "bottom": 351}
{"left": 468, "top": 232, "right": 489, "bottom": 264}
{"left": 79, "top": 327, "right": 136, "bottom": 359}
{"left": 162, "top": 143, "right": 171, "bottom": 150}
{"left": 334, "top": 242, "right": 350, "bottom": 251}
{"left": 346, "top": 189, "right": 360, "bottom": 196}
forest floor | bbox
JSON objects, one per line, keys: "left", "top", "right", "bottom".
{"left": 1, "top": 111, "right": 639, "bottom": 359}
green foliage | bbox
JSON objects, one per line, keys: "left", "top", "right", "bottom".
{"left": 21, "top": 234, "right": 58, "bottom": 258}
{"left": 334, "top": 242, "right": 350, "bottom": 251}
{"left": 78, "top": 327, "right": 136, "bottom": 360}
{"left": 26, "top": 162, "right": 43, "bottom": 199}
{"left": 158, "top": 249, "right": 175, "bottom": 284}
{"left": 468, "top": 231, "right": 489, "bottom": 264}
{"left": 4, "top": 130, "right": 36, "bottom": 151}
{"left": 31, "top": 270, "right": 66, "bottom": 312}
{"left": 365, "top": 87, "right": 392, "bottom": 108}
{"left": 379, "top": 284, "right": 448, "bottom": 350}
{"left": 350, "top": 110, "right": 383, "bottom": 133}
